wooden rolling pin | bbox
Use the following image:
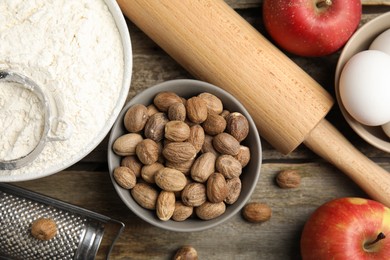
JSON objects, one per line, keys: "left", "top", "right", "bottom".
{"left": 117, "top": 0, "right": 390, "bottom": 206}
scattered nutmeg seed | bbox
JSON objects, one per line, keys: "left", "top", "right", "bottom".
{"left": 276, "top": 169, "right": 301, "bottom": 189}
{"left": 31, "top": 218, "right": 57, "bottom": 241}
{"left": 242, "top": 202, "right": 272, "bottom": 223}
{"left": 174, "top": 245, "right": 198, "bottom": 260}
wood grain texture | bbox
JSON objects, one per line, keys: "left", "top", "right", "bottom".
{"left": 6, "top": 5, "right": 390, "bottom": 260}
{"left": 14, "top": 162, "right": 371, "bottom": 260}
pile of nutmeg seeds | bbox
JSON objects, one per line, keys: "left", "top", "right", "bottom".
{"left": 112, "top": 91, "right": 251, "bottom": 221}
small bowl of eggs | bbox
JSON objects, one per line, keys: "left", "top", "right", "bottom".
{"left": 335, "top": 12, "right": 390, "bottom": 153}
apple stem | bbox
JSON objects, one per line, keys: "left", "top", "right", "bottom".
{"left": 364, "top": 232, "right": 386, "bottom": 250}
{"left": 316, "top": 0, "right": 332, "bottom": 9}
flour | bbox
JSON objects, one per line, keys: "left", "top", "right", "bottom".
{"left": 0, "top": 81, "right": 45, "bottom": 160}
{"left": 0, "top": 0, "right": 124, "bottom": 176}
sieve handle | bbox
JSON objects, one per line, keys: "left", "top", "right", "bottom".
{"left": 47, "top": 117, "right": 73, "bottom": 142}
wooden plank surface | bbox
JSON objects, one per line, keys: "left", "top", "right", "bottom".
{"left": 7, "top": 4, "right": 390, "bottom": 260}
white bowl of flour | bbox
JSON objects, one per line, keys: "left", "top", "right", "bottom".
{"left": 0, "top": 0, "right": 132, "bottom": 181}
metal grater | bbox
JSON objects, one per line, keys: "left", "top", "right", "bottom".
{"left": 0, "top": 183, "right": 124, "bottom": 260}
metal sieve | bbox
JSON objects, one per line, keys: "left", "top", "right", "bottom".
{"left": 0, "top": 70, "right": 72, "bottom": 170}
{"left": 0, "top": 183, "right": 124, "bottom": 260}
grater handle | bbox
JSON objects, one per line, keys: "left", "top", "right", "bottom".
{"left": 105, "top": 219, "right": 125, "bottom": 260}
{"left": 75, "top": 218, "right": 125, "bottom": 260}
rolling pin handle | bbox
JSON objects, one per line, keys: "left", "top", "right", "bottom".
{"left": 304, "top": 119, "right": 390, "bottom": 207}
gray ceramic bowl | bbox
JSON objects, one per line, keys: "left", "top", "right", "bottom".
{"left": 335, "top": 12, "right": 390, "bottom": 153}
{"left": 107, "top": 79, "right": 262, "bottom": 232}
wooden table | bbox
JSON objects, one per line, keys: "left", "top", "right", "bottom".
{"left": 13, "top": 1, "right": 390, "bottom": 259}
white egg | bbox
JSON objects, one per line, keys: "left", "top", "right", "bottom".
{"left": 339, "top": 50, "right": 390, "bottom": 126}
{"left": 370, "top": 28, "right": 390, "bottom": 55}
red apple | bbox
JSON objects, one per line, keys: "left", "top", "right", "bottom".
{"left": 263, "top": 0, "right": 362, "bottom": 57}
{"left": 300, "top": 197, "right": 390, "bottom": 259}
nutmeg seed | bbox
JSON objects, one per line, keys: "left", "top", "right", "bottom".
{"left": 155, "top": 167, "right": 187, "bottom": 192}
{"left": 202, "top": 112, "right": 226, "bottom": 135}
{"left": 172, "top": 201, "right": 194, "bottom": 222}
{"left": 207, "top": 172, "right": 228, "bottom": 203}
{"left": 190, "top": 152, "right": 216, "bottom": 183}
{"left": 187, "top": 124, "right": 205, "bottom": 153}
{"left": 153, "top": 91, "right": 183, "bottom": 112}
{"left": 242, "top": 202, "right": 272, "bottom": 223}
{"left": 216, "top": 154, "right": 242, "bottom": 179}
{"left": 224, "top": 177, "right": 242, "bottom": 204}
{"left": 168, "top": 102, "right": 186, "bottom": 121}
{"left": 165, "top": 120, "right": 191, "bottom": 142}
{"left": 162, "top": 142, "right": 197, "bottom": 163}
{"left": 124, "top": 104, "right": 148, "bottom": 133}
{"left": 201, "top": 134, "right": 220, "bottom": 157}
{"left": 144, "top": 112, "right": 169, "bottom": 142}
{"left": 234, "top": 145, "right": 251, "bottom": 168}
{"left": 186, "top": 96, "right": 208, "bottom": 123}
{"left": 181, "top": 182, "right": 207, "bottom": 207}
{"left": 226, "top": 112, "right": 249, "bottom": 142}
{"left": 213, "top": 132, "right": 240, "bottom": 156}
{"left": 141, "top": 162, "right": 164, "bottom": 183}
{"left": 276, "top": 169, "right": 301, "bottom": 189}
{"left": 195, "top": 201, "right": 226, "bottom": 220}
{"left": 31, "top": 218, "right": 57, "bottom": 241}
{"left": 198, "top": 92, "right": 223, "bottom": 114}
{"left": 156, "top": 191, "right": 176, "bottom": 221}
{"left": 121, "top": 155, "right": 142, "bottom": 178}
{"left": 113, "top": 166, "right": 137, "bottom": 189}
{"left": 136, "top": 139, "right": 159, "bottom": 165}
{"left": 131, "top": 183, "right": 159, "bottom": 210}
{"left": 174, "top": 245, "right": 198, "bottom": 260}
{"left": 166, "top": 158, "right": 195, "bottom": 175}
{"left": 113, "top": 133, "right": 143, "bottom": 156}
{"left": 147, "top": 104, "right": 159, "bottom": 117}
